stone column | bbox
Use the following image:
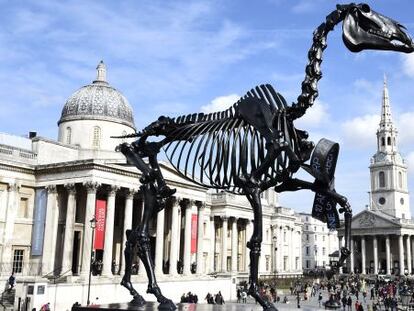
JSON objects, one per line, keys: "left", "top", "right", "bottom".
{"left": 406, "top": 235, "right": 412, "bottom": 275}
{"left": 1, "top": 182, "right": 20, "bottom": 265}
{"left": 196, "top": 202, "right": 205, "bottom": 274}
{"left": 361, "top": 236, "right": 366, "bottom": 274}
{"left": 41, "top": 185, "right": 58, "bottom": 274}
{"left": 373, "top": 236, "right": 378, "bottom": 274}
{"left": 182, "top": 200, "right": 192, "bottom": 275}
{"left": 339, "top": 236, "right": 344, "bottom": 274}
{"left": 62, "top": 183, "right": 76, "bottom": 273}
{"left": 221, "top": 216, "right": 228, "bottom": 272}
{"left": 102, "top": 186, "right": 118, "bottom": 276}
{"left": 155, "top": 206, "right": 165, "bottom": 276}
{"left": 245, "top": 220, "right": 252, "bottom": 272}
{"left": 399, "top": 235, "right": 405, "bottom": 275}
{"left": 121, "top": 189, "right": 135, "bottom": 273}
{"left": 350, "top": 237, "right": 354, "bottom": 273}
{"left": 80, "top": 182, "right": 100, "bottom": 275}
{"left": 231, "top": 217, "right": 238, "bottom": 273}
{"left": 386, "top": 235, "right": 391, "bottom": 275}
{"left": 169, "top": 198, "right": 180, "bottom": 276}
{"left": 209, "top": 216, "right": 215, "bottom": 273}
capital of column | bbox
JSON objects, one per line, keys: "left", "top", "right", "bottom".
{"left": 108, "top": 185, "right": 120, "bottom": 196}
{"left": 179, "top": 198, "right": 191, "bottom": 209}
{"left": 84, "top": 181, "right": 100, "bottom": 194}
{"left": 64, "top": 183, "right": 76, "bottom": 194}
{"left": 7, "top": 182, "right": 20, "bottom": 192}
{"left": 231, "top": 216, "right": 238, "bottom": 222}
{"left": 45, "top": 184, "right": 57, "bottom": 194}
{"left": 196, "top": 201, "right": 206, "bottom": 209}
{"left": 221, "top": 216, "right": 228, "bottom": 222}
{"left": 126, "top": 188, "right": 138, "bottom": 200}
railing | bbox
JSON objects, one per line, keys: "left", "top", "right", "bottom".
{"left": 0, "top": 263, "right": 42, "bottom": 277}
{"left": 0, "top": 143, "right": 37, "bottom": 161}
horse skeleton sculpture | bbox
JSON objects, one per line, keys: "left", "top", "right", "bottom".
{"left": 116, "top": 4, "right": 414, "bottom": 311}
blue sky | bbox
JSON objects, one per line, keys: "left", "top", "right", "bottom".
{"left": 1, "top": 0, "right": 414, "bottom": 214}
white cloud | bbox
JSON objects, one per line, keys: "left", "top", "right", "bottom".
{"left": 341, "top": 114, "right": 380, "bottom": 149}
{"left": 294, "top": 101, "right": 329, "bottom": 129}
{"left": 402, "top": 54, "right": 414, "bottom": 78}
{"left": 201, "top": 94, "right": 240, "bottom": 113}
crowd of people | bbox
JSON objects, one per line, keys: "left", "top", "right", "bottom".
{"left": 204, "top": 291, "right": 225, "bottom": 304}
{"left": 180, "top": 292, "right": 199, "bottom": 303}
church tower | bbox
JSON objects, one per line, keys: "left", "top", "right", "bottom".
{"left": 369, "top": 76, "right": 410, "bottom": 219}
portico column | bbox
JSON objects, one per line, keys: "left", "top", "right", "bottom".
{"left": 1, "top": 182, "right": 20, "bottom": 265}
{"left": 182, "top": 200, "right": 192, "bottom": 275}
{"left": 62, "top": 183, "right": 76, "bottom": 273}
{"left": 221, "top": 216, "right": 228, "bottom": 272}
{"left": 196, "top": 202, "right": 205, "bottom": 274}
{"left": 245, "top": 220, "right": 252, "bottom": 272}
{"left": 121, "top": 189, "right": 136, "bottom": 273}
{"left": 406, "top": 235, "right": 412, "bottom": 275}
{"left": 41, "top": 185, "right": 58, "bottom": 275}
{"left": 209, "top": 216, "right": 215, "bottom": 273}
{"left": 350, "top": 237, "right": 354, "bottom": 273}
{"left": 169, "top": 198, "right": 180, "bottom": 276}
{"left": 102, "top": 185, "right": 119, "bottom": 276}
{"left": 231, "top": 217, "right": 238, "bottom": 273}
{"left": 373, "top": 236, "right": 378, "bottom": 275}
{"left": 80, "top": 182, "right": 100, "bottom": 275}
{"left": 361, "top": 236, "right": 366, "bottom": 274}
{"left": 386, "top": 235, "right": 391, "bottom": 274}
{"left": 399, "top": 235, "right": 405, "bottom": 274}
{"left": 155, "top": 206, "right": 165, "bottom": 276}
{"left": 339, "top": 236, "right": 344, "bottom": 274}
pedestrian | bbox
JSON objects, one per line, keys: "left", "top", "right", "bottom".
{"left": 342, "top": 295, "right": 347, "bottom": 310}
{"left": 347, "top": 296, "right": 352, "bottom": 311}
{"left": 242, "top": 291, "right": 247, "bottom": 303}
{"left": 355, "top": 300, "right": 360, "bottom": 311}
{"left": 318, "top": 292, "right": 323, "bottom": 307}
{"left": 296, "top": 292, "right": 300, "bottom": 308}
{"left": 237, "top": 288, "right": 241, "bottom": 303}
{"left": 8, "top": 272, "right": 15, "bottom": 290}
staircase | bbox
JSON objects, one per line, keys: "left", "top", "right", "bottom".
{"left": 0, "top": 288, "right": 15, "bottom": 310}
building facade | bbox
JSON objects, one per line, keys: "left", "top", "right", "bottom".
{"left": 338, "top": 77, "right": 414, "bottom": 276}
{"left": 0, "top": 62, "right": 304, "bottom": 310}
{"left": 300, "top": 213, "right": 338, "bottom": 272}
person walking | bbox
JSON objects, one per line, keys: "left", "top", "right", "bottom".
{"left": 8, "top": 272, "right": 15, "bottom": 290}
{"left": 347, "top": 296, "right": 353, "bottom": 311}
{"left": 318, "top": 292, "right": 323, "bottom": 307}
{"left": 242, "top": 291, "right": 247, "bottom": 303}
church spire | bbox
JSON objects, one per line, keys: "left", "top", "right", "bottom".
{"left": 376, "top": 74, "right": 398, "bottom": 154}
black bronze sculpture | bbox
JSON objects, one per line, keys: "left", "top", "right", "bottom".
{"left": 115, "top": 4, "right": 414, "bottom": 311}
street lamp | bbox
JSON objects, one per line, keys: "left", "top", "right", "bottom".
{"left": 87, "top": 217, "right": 97, "bottom": 306}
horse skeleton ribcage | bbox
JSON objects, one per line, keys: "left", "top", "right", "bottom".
{"left": 163, "top": 84, "right": 297, "bottom": 195}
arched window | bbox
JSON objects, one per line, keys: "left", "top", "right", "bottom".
{"left": 399, "top": 172, "right": 403, "bottom": 188}
{"left": 379, "top": 171, "right": 386, "bottom": 188}
{"left": 387, "top": 137, "right": 391, "bottom": 146}
{"left": 66, "top": 127, "right": 72, "bottom": 144}
{"left": 92, "top": 126, "right": 101, "bottom": 148}
{"left": 381, "top": 137, "right": 385, "bottom": 146}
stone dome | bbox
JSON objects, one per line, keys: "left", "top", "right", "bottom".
{"left": 58, "top": 61, "right": 135, "bottom": 129}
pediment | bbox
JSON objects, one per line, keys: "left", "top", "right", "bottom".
{"left": 351, "top": 210, "right": 400, "bottom": 229}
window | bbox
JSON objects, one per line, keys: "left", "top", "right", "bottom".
{"left": 92, "top": 126, "right": 101, "bottom": 148}
{"left": 13, "top": 249, "right": 24, "bottom": 273}
{"left": 295, "top": 257, "right": 299, "bottom": 270}
{"left": 203, "top": 223, "right": 207, "bottom": 237}
{"left": 18, "top": 198, "right": 28, "bottom": 218}
{"left": 322, "top": 247, "right": 326, "bottom": 256}
{"left": 323, "top": 236, "right": 325, "bottom": 242}
{"left": 379, "top": 171, "right": 386, "bottom": 188}
{"left": 306, "top": 234, "right": 309, "bottom": 241}
{"left": 381, "top": 137, "right": 385, "bottom": 146}
{"left": 399, "top": 172, "right": 403, "bottom": 188}
{"left": 315, "top": 234, "right": 317, "bottom": 241}
{"left": 265, "top": 256, "right": 270, "bottom": 271}
{"left": 387, "top": 137, "right": 391, "bottom": 145}
{"left": 305, "top": 225, "right": 308, "bottom": 231}
{"left": 66, "top": 127, "right": 72, "bottom": 144}
{"left": 306, "top": 216, "right": 309, "bottom": 222}
{"left": 283, "top": 256, "right": 288, "bottom": 271}
{"left": 283, "top": 231, "right": 286, "bottom": 242}
{"left": 306, "top": 246, "right": 310, "bottom": 256}
{"left": 314, "top": 226, "right": 317, "bottom": 231}
{"left": 306, "top": 260, "right": 310, "bottom": 269}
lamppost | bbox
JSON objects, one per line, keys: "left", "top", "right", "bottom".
{"left": 87, "top": 217, "right": 97, "bottom": 306}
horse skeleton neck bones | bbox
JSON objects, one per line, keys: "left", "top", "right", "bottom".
{"left": 115, "top": 3, "right": 414, "bottom": 311}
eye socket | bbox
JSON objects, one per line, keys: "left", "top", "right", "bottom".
{"left": 360, "top": 4, "right": 371, "bottom": 13}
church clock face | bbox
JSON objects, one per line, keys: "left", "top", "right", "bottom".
{"left": 379, "top": 197, "right": 386, "bottom": 205}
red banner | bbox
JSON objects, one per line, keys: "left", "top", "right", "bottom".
{"left": 94, "top": 199, "right": 106, "bottom": 250}
{"left": 191, "top": 214, "right": 198, "bottom": 254}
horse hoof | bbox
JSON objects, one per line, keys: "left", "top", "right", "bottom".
{"left": 130, "top": 295, "right": 146, "bottom": 306}
{"left": 158, "top": 299, "right": 176, "bottom": 310}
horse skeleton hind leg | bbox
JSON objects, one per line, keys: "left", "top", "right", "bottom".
{"left": 118, "top": 142, "right": 176, "bottom": 310}
{"left": 275, "top": 178, "right": 352, "bottom": 271}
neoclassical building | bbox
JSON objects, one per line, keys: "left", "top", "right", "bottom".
{"left": 338, "top": 77, "right": 414, "bottom": 276}
{"left": 0, "top": 62, "right": 303, "bottom": 310}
